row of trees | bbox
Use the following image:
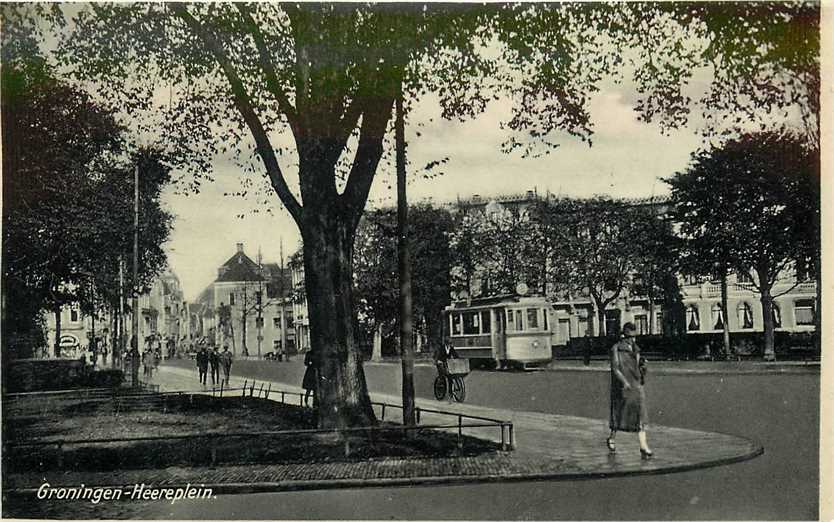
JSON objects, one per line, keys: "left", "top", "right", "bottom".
{"left": 19, "top": 2, "right": 818, "bottom": 428}
{"left": 352, "top": 131, "right": 819, "bottom": 361}
{"left": 1, "top": 21, "right": 173, "bottom": 361}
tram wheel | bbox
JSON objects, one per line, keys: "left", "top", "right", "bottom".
{"left": 451, "top": 376, "right": 466, "bottom": 402}
{"left": 433, "top": 375, "right": 448, "bottom": 400}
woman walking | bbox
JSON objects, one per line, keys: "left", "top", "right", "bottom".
{"left": 302, "top": 350, "right": 317, "bottom": 407}
{"left": 607, "top": 322, "right": 652, "bottom": 459}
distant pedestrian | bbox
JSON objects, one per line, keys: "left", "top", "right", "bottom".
{"left": 142, "top": 349, "right": 154, "bottom": 380}
{"left": 606, "top": 322, "right": 652, "bottom": 459}
{"left": 196, "top": 345, "right": 209, "bottom": 386}
{"left": 209, "top": 347, "right": 221, "bottom": 386}
{"left": 220, "top": 345, "right": 233, "bottom": 386}
{"left": 302, "top": 350, "right": 317, "bottom": 407}
{"left": 583, "top": 328, "right": 593, "bottom": 366}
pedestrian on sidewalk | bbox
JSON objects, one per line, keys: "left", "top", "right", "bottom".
{"left": 196, "top": 344, "right": 209, "bottom": 386}
{"left": 209, "top": 346, "right": 221, "bottom": 386}
{"left": 583, "top": 328, "right": 593, "bottom": 366}
{"left": 220, "top": 345, "right": 233, "bottom": 386}
{"left": 302, "top": 350, "right": 317, "bottom": 407}
{"left": 142, "top": 348, "right": 154, "bottom": 380}
{"left": 606, "top": 322, "right": 653, "bottom": 459}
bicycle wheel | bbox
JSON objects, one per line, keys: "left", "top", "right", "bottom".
{"left": 451, "top": 375, "right": 466, "bottom": 402}
{"left": 433, "top": 375, "right": 448, "bottom": 400}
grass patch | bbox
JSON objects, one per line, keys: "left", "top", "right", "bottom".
{"left": 4, "top": 393, "right": 500, "bottom": 472}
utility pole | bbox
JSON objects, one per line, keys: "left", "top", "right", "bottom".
{"left": 118, "top": 255, "right": 124, "bottom": 368}
{"left": 131, "top": 163, "right": 140, "bottom": 387}
{"left": 256, "top": 247, "right": 264, "bottom": 360}
{"left": 396, "top": 79, "right": 416, "bottom": 427}
{"left": 280, "top": 238, "right": 287, "bottom": 360}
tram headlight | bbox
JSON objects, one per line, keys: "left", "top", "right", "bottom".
{"left": 532, "top": 340, "right": 540, "bottom": 348}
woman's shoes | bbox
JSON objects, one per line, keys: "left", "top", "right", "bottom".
{"left": 606, "top": 437, "right": 616, "bottom": 453}
{"left": 640, "top": 448, "right": 654, "bottom": 460}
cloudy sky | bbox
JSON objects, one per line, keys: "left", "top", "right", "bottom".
{"left": 164, "top": 76, "right": 706, "bottom": 301}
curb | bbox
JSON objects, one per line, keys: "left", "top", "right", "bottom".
{"left": 4, "top": 443, "right": 764, "bottom": 496}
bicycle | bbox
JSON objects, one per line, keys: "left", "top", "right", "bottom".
{"left": 433, "top": 358, "right": 469, "bottom": 402}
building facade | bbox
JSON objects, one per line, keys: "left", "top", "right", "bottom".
{"left": 450, "top": 190, "right": 818, "bottom": 347}
{"left": 203, "top": 243, "right": 296, "bottom": 358}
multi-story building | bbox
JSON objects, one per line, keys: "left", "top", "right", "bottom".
{"left": 203, "top": 243, "right": 295, "bottom": 357}
{"left": 450, "top": 190, "right": 818, "bottom": 346}
{"left": 42, "top": 267, "right": 186, "bottom": 359}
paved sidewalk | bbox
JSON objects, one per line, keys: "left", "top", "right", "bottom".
{"left": 5, "top": 366, "right": 763, "bottom": 495}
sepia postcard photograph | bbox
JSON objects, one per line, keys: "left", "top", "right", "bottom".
{"left": 0, "top": 1, "right": 829, "bottom": 520}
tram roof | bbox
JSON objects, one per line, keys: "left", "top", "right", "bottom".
{"left": 445, "top": 294, "right": 551, "bottom": 310}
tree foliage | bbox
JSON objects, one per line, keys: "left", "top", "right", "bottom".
{"left": 30, "top": 1, "right": 820, "bottom": 425}
{"left": 354, "top": 203, "right": 454, "bottom": 352}
{"left": 666, "top": 131, "right": 819, "bottom": 358}
{"left": 1, "top": 16, "right": 174, "bottom": 357}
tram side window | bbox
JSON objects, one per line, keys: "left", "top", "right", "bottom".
{"left": 463, "top": 311, "right": 480, "bottom": 335}
{"left": 507, "top": 310, "right": 514, "bottom": 331}
{"left": 526, "top": 309, "right": 537, "bottom": 328}
{"left": 515, "top": 310, "right": 524, "bottom": 331}
{"left": 481, "top": 310, "right": 491, "bottom": 334}
{"left": 451, "top": 313, "right": 462, "bottom": 335}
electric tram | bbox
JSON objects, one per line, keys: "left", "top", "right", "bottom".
{"left": 442, "top": 292, "right": 553, "bottom": 369}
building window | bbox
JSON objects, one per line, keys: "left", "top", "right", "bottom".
{"left": 229, "top": 293, "right": 235, "bottom": 306}
{"left": 273, "top": 317, "right": 281, "bottom": 329}
{"left": 737, "top": 302, "right": 754, "bottom": 329}
{"left": 70, "top": 306, "right": 80, "bottom": 323}
{"left": 795, "top": 299, "right": 816, "bottom": 326}
{"left": 687, "top": 305, "right": 700, "bottom": 331}
{"left": 737, "top": 270, "right": 753, "bottom": 284}
{"left": 772, "top": 303, "right": 782, "bottom": 328}
{"left": 634, "top": 314, "right": 648, "bottom": 335}
{"left": 656, "top": 312, "right": 664, "bottom": 335}
{"left": 286, "top": 312, "right": 294, "bottom": 328}
{"left": 711, "top": 304, "right": 724, "bottom": 330}
{"left": 577, "top": 313, "right": 589, "bottom": 337}
{"left": 604, "top": 310, "right": 621, "bottom": 337}
{"left": 255, "top": 291, "right": 262, "bottom": 305}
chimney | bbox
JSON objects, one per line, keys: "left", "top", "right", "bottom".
{"left": 236, "top": 242, "right": 244, "bottom": 254}
{"left": 526, "top": 190, "right": 535, "bottom": 200}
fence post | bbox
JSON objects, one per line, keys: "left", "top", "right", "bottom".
{"left": 266, "top": 383, "right": 271, "bottom": 400}
{"left": 250, "top": 382, "right": 255, "bottom": 397}
{"left": 381, "top": 404, "right": 386, "bottom": 421}
{"left": 242, "top": 380, "right": 248, "bottom": 397}
{"left": 219, "top": 381, "right": 224, "bottom": 399}
{"left": 416, "top": 407, "right": 421, "bottom": 424}
{"left": 457, "top": 416, "right": 463, "bottom": 449}
{"left": 258, "top": 383, "right": 264, "bottom": 398}
{"left": 56, "top": 442, "right": 63, "bottom": 470}
{"left": 281, "top": 391, "right": 285, "bottom": 404}
{"left": 500, "top": 424, "right": 507, "bottom": 451}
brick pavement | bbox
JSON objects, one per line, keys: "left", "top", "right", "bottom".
{"left": 4, "top": 365, "right": 763, "bottom": 495}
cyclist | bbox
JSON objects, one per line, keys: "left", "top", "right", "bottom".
{"left": 434, "top": 340, "right": 459, "bottom": 376}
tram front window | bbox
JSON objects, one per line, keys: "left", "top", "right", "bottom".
{"left": 527, "top": 309, "right": 539, "bottom": 329}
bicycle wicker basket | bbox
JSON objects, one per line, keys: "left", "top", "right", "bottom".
{"left": 446, "top": 358, "right": 470, "bottom": 376}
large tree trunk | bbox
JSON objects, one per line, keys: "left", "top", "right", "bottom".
{"left": 302, "top": 216, "right": 376, "bottom": 430}
{"left": 53, "top": 306, "right": 62, "bottom": 358}
{"left": 720, "top": 269, "right": 731, "bottom": 357}
{"left": 760, "top": 289, "right": 776, "bottom": 361}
